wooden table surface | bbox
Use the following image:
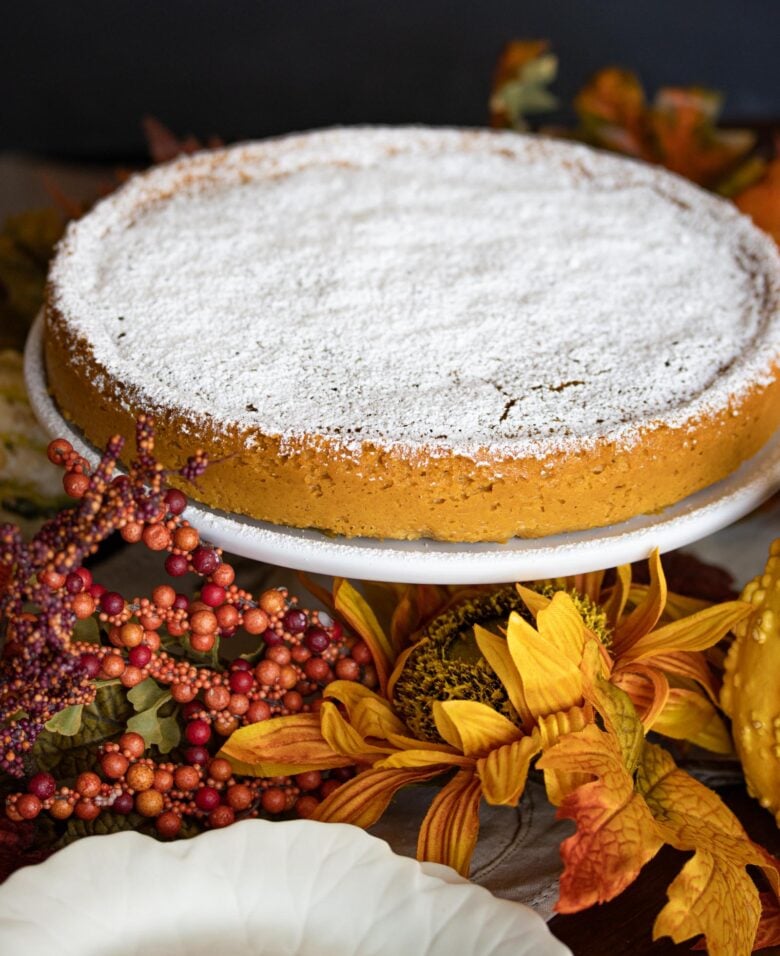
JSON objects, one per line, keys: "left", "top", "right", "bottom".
{"left": 2, "top": 152, "right": 780, "bottom": 956}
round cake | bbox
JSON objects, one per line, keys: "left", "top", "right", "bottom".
{"left": 44, "top": 126, "right": 780, "bottom": 542}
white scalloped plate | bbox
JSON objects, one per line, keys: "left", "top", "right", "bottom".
{"left": 0, "top": 820, "right": 570, "bottom": 956}
{"left": 27, "top": 313, "right": 780, "bottom": 583}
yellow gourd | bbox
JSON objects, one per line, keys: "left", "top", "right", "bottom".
{"left": 721, "top": 540, "right": 780, "bottom": 824}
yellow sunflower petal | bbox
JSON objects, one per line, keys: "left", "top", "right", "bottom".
{"left": 651, "top": 688, "right": 734, "bottom": 755}
{"left": 417, "top": 768, "right": 483, "bottom": 876}
{"left": 474, "top": 624, "right": 532, "bottom": 725}
{"left": 621, "top": 601, "right": 751, "bottom": 663}
{"left": 386, "top": 642, "right": 417, "bottom": 702}
{"left": 320, "top": 701, "right": 391, "bottom": 762}
{"left": 506, "top": 607, "right": 584, "bottom": 720}
{"left": 601, "top": 563, "right": 632, "bottom": 628}
{"left": 377, "top": 749, "right": 472, "bottom": 769}
{"left": 333, "top": 578, "right": 394, "bottom": 692}
{"left": 219, "top": 713, "right": 352, "bottom": 776}
{"left": 516, "top": 583, "right": 550, "bottom": 619}
{"left": 477, "top": 735, "right": 540, "bottom": 806}
{"left": 324, "top": 681, "right": 409, "bottom": 741}
{"left": 313, "top": 765, "right": 445, "bottom": 828}
{"left": 647, "top": 650, "right": 719, "bottom": 703}
{"left": 537, "top": 591, "right": 588, "bottom": 665}
{"left": 433, "top": 700, "right": 523, "bottom": 757}
{"left": 614, "top": 548, "right": 667, "bottom": 651}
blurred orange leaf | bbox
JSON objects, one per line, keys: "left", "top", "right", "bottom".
{"left": 735, "top": 157, "right": 780, "bottom": 243}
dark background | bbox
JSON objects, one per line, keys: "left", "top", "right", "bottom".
{"left": 1, "top": 0, "right": 779, "bottom": 161}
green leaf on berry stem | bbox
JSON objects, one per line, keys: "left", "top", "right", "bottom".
{"left": 34, "top": 683, "right": 134, "bottom": 777}
{"left": 71, "top": 615, "right": 101, "bottom": 644}
{"left": 127, "top": 677, "right": 169, "bottom": 713}
{"left": 43, "top": 704, "right": 83, "bottom": 736}
{"left": 126, "top": 698, "right": 180, "bottom": 753}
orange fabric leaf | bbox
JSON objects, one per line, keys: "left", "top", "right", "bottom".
{"left": 574, "top": 67, "right": 649, "bottom": 158}
{"left": 219, "top": 713, "right": 352, "bottom": 776}
{"left": 313, "top": 765, "right": 445, "bottom": 829}
{"left": 582, "top": 656, "right": 644, "bottom": 772}
{"left": 477, "top": 735, "right": 540, "bottom": 806}
{"left": 417, "top": 769, "right": 483, "bottom": 876}
{"left": 637, "top": 742, "right": 780, "bottom": 955}
{"left": 610, "top": 664, "right": 670, "bottom": 730}
{"left": 735, "top": 157, "right": 780, "bottom": 244}
{"left": 650, "top": 87, "right": 756, "bottom": 188}
{"left": 538, "top": 724, "right": 662, "bottom": 911}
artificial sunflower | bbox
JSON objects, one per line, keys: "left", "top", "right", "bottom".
{"left": 221, "top": 552, "right": 750, "bottom": 874}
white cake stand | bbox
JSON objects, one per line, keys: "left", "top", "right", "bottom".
{"left": 25, "top": 314, "right": 780, "bottom": 584}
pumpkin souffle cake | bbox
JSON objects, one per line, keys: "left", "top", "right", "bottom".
{"left": 44, "top": 126, "right": 780, "bottom": 542}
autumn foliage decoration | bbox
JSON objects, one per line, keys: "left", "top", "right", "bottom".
{"left": 222, "top": 564, "right": 780, "bottom": 956}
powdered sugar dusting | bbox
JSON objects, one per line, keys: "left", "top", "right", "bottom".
{"left": 48, "top": 126, "right": 780, "bottom": 461}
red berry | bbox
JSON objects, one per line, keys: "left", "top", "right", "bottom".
{"left": 295, "top": 771, "right": 322, "bottom": 792}
{"left": 128, "top": 645, "right": 152, "bottom": 668}
{"left": 208, "top": 758, "right": 233, "bottom": 782}
{"left": 335, "top": 658, "right": 361, "bottom": 681}
{"left": 209, "top": 805, "right": 235, "bottom": 828}
{"left": 295, "top": 795, "right": 320, "bottom": 819}
{"left": 226, "top": 783, "right": 253, "bottom": 810}
{"left": 75, "top": 772, "right": 101, "bottom": 797}
{"left": 75, "top": 566, "right": 93, "bottom": 588}
{"left": 230, "top": 658, "right": 251, "bottom": 671}
{"left": 351, "top": 641, "right": 372, "bottom": 665}
{"left": 101, "top": 752, "right": 129, "bottom": 779}
{"left": 88, "top": 582, "right": 106, "bottom": 600}
{"left": 182, "top": 700, "right": 204, "bottom": 720}
{"left": 100, "top": 591, "right": 125, "bottom": 616}
{"left": 113, "top": 791, "right": 134, "bottom": 814}
{"left": 28, "top": 772, "right": 57, "bottom": 800}
{"left": 304, "top": 627, "right": 330, "bottom": 654}
{"left": 242, "top": 607, "right": 269, "bottom": 635}
{"left": 64, "top": 472, "right": 90, "bottom": 498}
{"left": 228, "top": 670, "right": 253, "bottom": 694}
{"left": 173, "top": 592, "right": 189, "bottom": 610}
{"left": 201, "top": 583, "right": 226, "bottom": 607}
{"left": 246, "top": 700, "right": 272, "bottom": 723}
{"left": 47, "top": 437, "right": 72, "bottom": 464}
{"left": 185, "top": 720, "right": 211, "bottom": 746}
{"left": 191, "top": 547, "right": 219, "bottom": 575}
{"left": 283, "top": 609, "right": 308, "bottom": 634}
{"left": 74, "top": 799, "right": 100, "bottom": 821}
{"left": 262, "top": 630, "right": 284, "bottom": 647}
{"left": 65, "top": 572, "right": 84, "bottom": 594}
{"left": 261, "top": 788, "right": 287, "bottom": 814}
{"left": 79, "top": 652, "right": 101, "bottom": 678}
{"left": 195, "top": 786, "right": 221, "bottom": 811}
{"left": 184, "top": 746, "right": 209, "bottom": 766}
{"left": 165, "top": 553, "right": 189, "bottom": 577}
{"left": 119, "top": 732, "right": 145, "bottom": 758}
{"left": 156, "top": 810, "right": 183, "bottom": 837}
{"left": 164, "top": 488, "right": 188, "bottom": 515}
